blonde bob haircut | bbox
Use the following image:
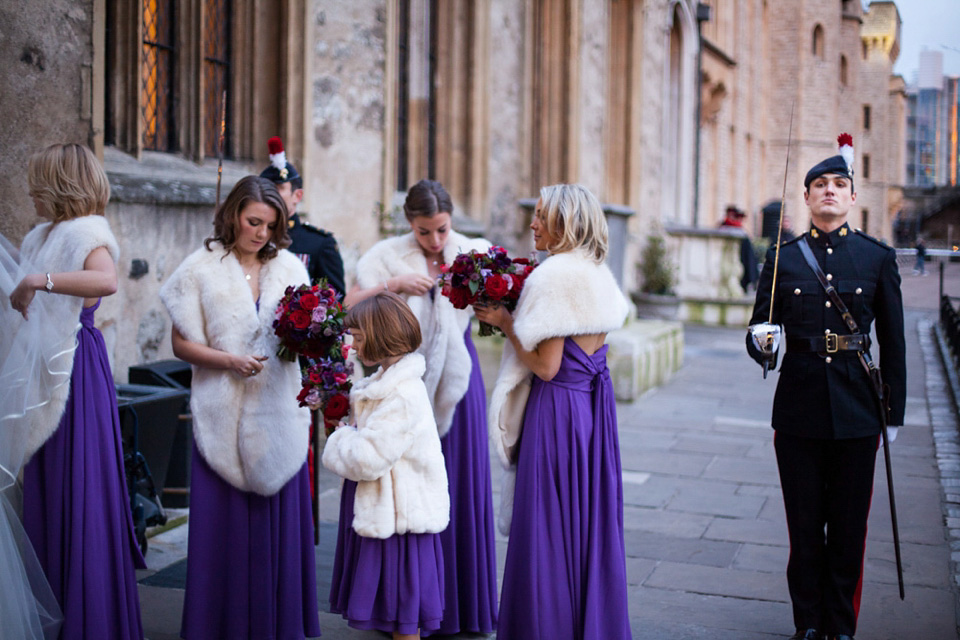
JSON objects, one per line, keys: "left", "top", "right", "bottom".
{"left": 28, "top": 143, "right": 111, "bottom": 222}
{"left": 537, "top": 183, "right": 608, "bottom": 263}
{"left": 345, "top": 291, "right": 422, "bottom": 363}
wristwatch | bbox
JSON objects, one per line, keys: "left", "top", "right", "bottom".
{"left": 44, "top": 273, "right": 54, "bottom": 292}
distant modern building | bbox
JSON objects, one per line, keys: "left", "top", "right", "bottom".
{"left": 906, "top": 50, "right": 960, "bottom": 187}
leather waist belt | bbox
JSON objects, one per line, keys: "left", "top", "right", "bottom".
{"left": 787, "top": 333, "right": 871, "bottom": 354}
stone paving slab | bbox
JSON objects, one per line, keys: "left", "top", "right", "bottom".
{"left": 666, "top": 487, "right": 767, "bottom": 519}
{"left": 624, "top": 530, "right": 740, "bottom": 567}
{"left": 644, "top": 561, "right": 790, "bottom": 602}
{"left": 732, "top": 543, "right": 789, "bottom": 573}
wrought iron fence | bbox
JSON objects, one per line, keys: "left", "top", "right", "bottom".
{"left": 941, "top": 293, "right": 960, "bottom": 372}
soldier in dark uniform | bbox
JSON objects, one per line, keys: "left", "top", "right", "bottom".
{"left": 746, "top": 140, "right": 906, "bottom": 640}
{"left": 260, "top": 136, "right": 345, "bottom": 295}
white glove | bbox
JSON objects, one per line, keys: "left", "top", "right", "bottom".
{"left": 886, "top": 426, "right": 899, "bottom": 443}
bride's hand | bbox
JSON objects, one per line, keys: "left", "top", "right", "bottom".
{"left": 10, "top": 274, "right": 42, "bottom": 320}
{"left": 473, "top": 302, "right": 512, "bottom": 330}
{"left": 388, "top": 274, "right": 435, "bottom": 296}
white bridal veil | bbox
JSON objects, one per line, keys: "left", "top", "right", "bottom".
{"left": 0, "top": 233, "right": 66, "bottom": 640}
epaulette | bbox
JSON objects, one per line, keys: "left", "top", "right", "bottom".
{"left": 776, "top": 234, "right": 802, "bottom": 248}
{"left": 853, "top": 228, "right": 892, "bottom": 249}
{"left": 300, "top": 221, "right": 334, "bottom": 237}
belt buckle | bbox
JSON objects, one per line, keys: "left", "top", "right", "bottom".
{"left": 825, "top": 332, "right": 839, "bottom": 354}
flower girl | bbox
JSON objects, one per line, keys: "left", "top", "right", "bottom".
{"left": 323, "top": 291, "right": 449, "bottom": 640}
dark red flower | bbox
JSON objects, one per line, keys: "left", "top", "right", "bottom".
{"left": 448, "top": 287, "right": 471, "bottom": 309}
{"left": 299, "top": 293, "right": 320, "bottom": 311}
{"left": 290, "top": 310, "right": 311, "bottom": 330}
{"left": 484, "top": 274, "right": 509, "bottom": 300}
{"left": 324, "top": 393, "right": 350, "bottom": 420}
{"left": 309, "top": 372, "right": 323, "bottom": 384}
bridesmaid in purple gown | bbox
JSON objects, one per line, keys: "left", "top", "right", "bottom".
{"left": 345, "top": 180, "right": 498, "bottom": 635}
{"left": 12, "top": 143, "right": 144, "bottom": 639}
{"left": 159, "top": 177, "right": 320, "bottom": 639}
{"left": 476, "top": 184, "right": 633, "bottom": 640}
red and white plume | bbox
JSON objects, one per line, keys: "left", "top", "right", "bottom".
{"left": 837, "top": 133, "right": 854, "bottom": 173}
{"left": 267, "top": 136, "right": 287, "bottom": 171}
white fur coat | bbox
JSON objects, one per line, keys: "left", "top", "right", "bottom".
{"left": 322, "top": 352, "right": 450, "bottom": 539}
{"left": 355, "top": 231, "right": 490, "bottom": 436}
{"left": 159, "top": 243, "right": 310, "bottom": 496}
{"left": 488, "top": 249, "right": 629, "bottom": 533}
{"left": 19, "top": 215, "right": 120, "bottom": 460}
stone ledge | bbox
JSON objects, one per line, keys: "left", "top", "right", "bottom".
{"left": 607, "top": 320, "right": 684, "bottom": 401}
{"left": 472, "top": 319, "right": 684, "bottom": 403}
{"left": 680, "top": 297, "right": 753, "bottom": 327}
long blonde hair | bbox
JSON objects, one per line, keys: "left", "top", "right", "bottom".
{"left": 27, "top": 143, "right": 110, "bottom": 222}
{"left": 538, "top": 183, "right": 608, "bottom": 263}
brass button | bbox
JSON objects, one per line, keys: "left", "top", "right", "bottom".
{"left": 794, "top": 288, "right": 801, "bottom": 295}
{"left": 855, "top": 287, "right": 862, "bottom": 294}
{"left": 827, "top": 248, "right": 834, "bottom": 255}
{"left": 826, "top": 356, "right": 833, "bottom": 363}
{"left": 825, "top": 329, "right": 831, "bottom": 334}
{"left": 825, "top": 301, "right": 832, "bottom": 308}
{"left": 826, "top": 274, "right": 833, "bottom": 281}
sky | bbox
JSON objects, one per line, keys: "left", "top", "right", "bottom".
{"left": 887, "top": 0, "right": 960, "bottom": 82}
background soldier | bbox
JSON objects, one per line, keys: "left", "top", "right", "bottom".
{"left": 746, "top": 136, "right": 906, "bottom": 640}
{"left": 260, "top": 136, "right": 345, "bottom": 295}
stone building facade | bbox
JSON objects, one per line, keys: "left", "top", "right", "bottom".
{"left": 0, "top": 0, "right": 905, "bottom": 378}
{"left": 697, "top": 0, "right": 905, "bottom": 242}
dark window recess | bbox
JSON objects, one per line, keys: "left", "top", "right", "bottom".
{"left": 863, "top": 104, "right": 871, "bottom": 130}
{"left": 141, "top": 0, "right": 177, "bottom": 152}
{"left": 396, "top": 0, "right": 410, "bottom": 191}
{"left": 203, "top": 0, "right": 231, "bottom": 158}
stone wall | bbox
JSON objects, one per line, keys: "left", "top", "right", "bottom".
{"left": 0, "top": 0, "right": 95, "bottom": 242}
{"left": 303, "top": 0, "right": 389, "bottom": 283}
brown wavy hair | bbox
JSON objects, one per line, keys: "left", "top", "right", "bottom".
{"left": 27, "top": 143, "right": 110, "bottom": 222}
{"left": 204, "top": 175, "right": 291, "bottom": 261}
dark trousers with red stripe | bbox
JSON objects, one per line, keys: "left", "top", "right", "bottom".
{"left": 774, "top": 431, "right": 878, "bottom": 636}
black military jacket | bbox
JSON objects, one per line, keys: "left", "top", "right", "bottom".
{"left": 747, "top": 222, "right": 906, "bottom": 438}
{"left": 287, "top": 213, "right": 346, "bottom": 296}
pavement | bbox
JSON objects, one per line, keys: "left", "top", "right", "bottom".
{"left": 137, "top": 260, "right": 960, "bottom": 639}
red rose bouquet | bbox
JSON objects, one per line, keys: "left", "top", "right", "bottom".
{"left": 272, "top": 280, "right": 346, "bottom": 362}
{"left": 297, "top": 345, "right": 354, "bottom": 436}
{"left": 437, "top": 246, "right": 537, "bottom": 336}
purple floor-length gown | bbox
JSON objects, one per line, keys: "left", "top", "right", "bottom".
{"left": 425, "top": 325, "right": 498, "bottom": 635}
{"left": 23, "top": 300, "right": 145, "bottom": 640}
{"left": 329, "top": 479, "right": 446, "bottom": 635}
{"left": 498, "top": 338, "right": 632, "bottom": 640}
{"left": 181, "top": 443, "right": 321, "bottom": 639}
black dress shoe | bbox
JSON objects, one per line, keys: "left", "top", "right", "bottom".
{"left": 789, "top": 630, "right": 821, "bottom": 640}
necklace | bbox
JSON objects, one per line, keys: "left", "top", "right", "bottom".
{"left": 241, "top": 264, "right": 257, "bottom": 281}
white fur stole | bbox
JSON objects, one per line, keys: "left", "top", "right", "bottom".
{"left": 355, "top": 231, "right": 490, "bottom": 436}
{"left": 488, "top": 249, "right": 628, "bottom": 534}
{"left": 159, "top": 244, "right": 310, "bottom": 495}
{"left": 322, "top": 352, "right": 450, "bottom": 538}
{"left": 19, "top": 215, "right": 120, "bottom": 460}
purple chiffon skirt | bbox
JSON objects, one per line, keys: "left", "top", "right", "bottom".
{"left": 180, "top": 444, "right": 321, "bottom": 639}
{"left": 498, "top": 338, "right": 632, "bottom": 640}
{"left": 426, "top": 326, "right": 498, "bottom": 635}
{"left": 328, "top": 480, "right": 445, "bottom": 635}
{"left": 23, "top": 301, "right": 145, "bottom": 640}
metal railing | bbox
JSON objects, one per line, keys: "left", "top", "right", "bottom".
{"left": 939, "top": 260, "right": 960, "bottom": 372}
